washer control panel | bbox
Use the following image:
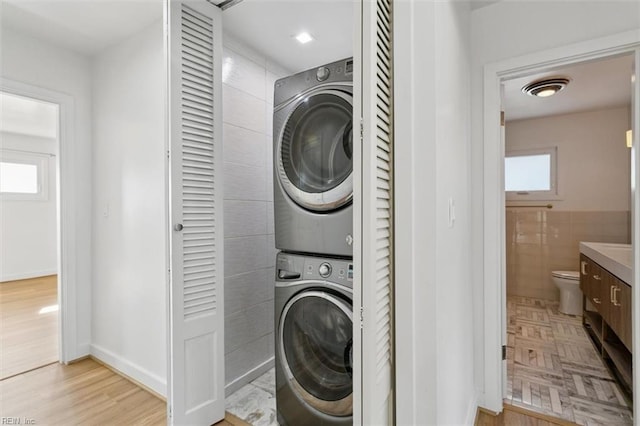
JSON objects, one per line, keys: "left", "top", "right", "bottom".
{"left": 277, "top": 253, "right": 353, "bottom": 287}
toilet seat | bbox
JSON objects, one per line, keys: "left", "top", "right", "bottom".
{"left": 552, "top": 270, "right": 580, "bottom": 280}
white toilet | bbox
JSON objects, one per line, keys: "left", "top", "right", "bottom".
{"left": 551, "top": 271, "right": 582, "bottom": 316}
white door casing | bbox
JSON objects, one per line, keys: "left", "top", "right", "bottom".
{"left": 482, "top": 31, "right": 640, "bottom": 413}
{"left": 167, "top": 1, "right": 225, "bottom": 424}
{"left": 0, "top": 78, "right": 78, "bottom": 363}
{"left": 353, "top": 0, "right": 395, "bottom": 424}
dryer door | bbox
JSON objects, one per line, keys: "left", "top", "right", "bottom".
{"left": 279, "top": 290, "right": 353, "bottom": 416}
{"left": 277, "top": 89, "right": 353, "bottom": 212}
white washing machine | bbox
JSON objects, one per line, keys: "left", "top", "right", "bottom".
{"left": 275, "top": 251, "right": 353, "bottom": 425}
{"left": 273, "top": 58, "right": 353, "bottom": 257}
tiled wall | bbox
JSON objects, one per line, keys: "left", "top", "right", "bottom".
{"left": 221, "top": 40, "right": 285, "bottom": 394}
{"left": 506, "top": 209, "right": 630, "bottom": 300}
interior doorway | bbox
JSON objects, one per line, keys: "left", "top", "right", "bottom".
{"left": 0, "top": 91, "right": 60, "bottom": 378}
{"left": 481, "top": 33, "right": 639, "bottom": 423}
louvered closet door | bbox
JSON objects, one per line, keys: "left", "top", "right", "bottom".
{"left": 167, "top": 1, "right": 224, "bottom": 425}
{"left": 353, "top": 0, "right": 394, "bottom": 424}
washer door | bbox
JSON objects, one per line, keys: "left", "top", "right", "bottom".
{"left": 278, "top": 88, "right": 353, "bottom": 212}
{"left": 279, "top": 290, "right": 353, "bottom": 417}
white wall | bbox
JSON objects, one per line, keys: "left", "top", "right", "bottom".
{"left": 506, "top": 106, "right": 631, "bottom": 211}
{"left": 91, "top": 19, "right": 166, "bottom": 395}
{"left": 395, "top": 1, "right": 476, "bottom": 424}
{"left": 0, "top": 132, "right": 57, "bottom": 281}
{"left": 0, "top": 27, "right": 93, "bottom": 359}
{"left": 470, "top": 0, "right": 640, "bottom": 409}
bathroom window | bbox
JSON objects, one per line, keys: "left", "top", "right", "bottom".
{"left": 0, "top": 150, "right": 49, "bottom": 201}
{"left": 505, "top": 147, "right": 558, "bottom": 200}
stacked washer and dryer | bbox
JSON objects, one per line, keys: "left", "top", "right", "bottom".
{"left": 272, "top": 58, "right": 354, "bottom": 425}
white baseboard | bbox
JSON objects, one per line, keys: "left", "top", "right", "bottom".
{"left": 465, "top": 391, "right": 479, "bottom": 426}
{"left": 90, "top": 344, "right": 167, "bottom": 398}
{"left": 1, "top": 269, "right": 57, "bottom": 282}
{"left": 225, "top": 356, "right": 275, "bottom": 397}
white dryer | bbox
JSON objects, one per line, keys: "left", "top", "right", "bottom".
{"left": 273, "top": 58, "right": 353, "bottom": 257}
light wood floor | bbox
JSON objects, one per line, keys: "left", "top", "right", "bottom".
{"left": 0, "top": 275, "right": 58, "bottom": 379}
{"left": 476, "top": 404, "right": 579, "bottom": 426}
{"left": 0, "top": 358, "right": 248, "bottom": 425}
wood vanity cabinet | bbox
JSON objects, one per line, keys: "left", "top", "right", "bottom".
{"left": 608, "top": 276, "right": 632, "bottom": 350}
{"left": 579, "top": 253, "right": 632, "bottom": 394}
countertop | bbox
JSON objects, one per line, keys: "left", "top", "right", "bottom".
{"left": 580, "top": 242, "right": 632, "bottom": 285}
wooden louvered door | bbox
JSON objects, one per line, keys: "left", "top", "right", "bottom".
{"left": 167, "top": 1, "right": 224, "bottom": 425}
{"left": 353, "top": 0, "right": 395, "bottom": 424}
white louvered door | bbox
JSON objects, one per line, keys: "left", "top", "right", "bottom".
{"left": 353, "top": 0, "right": 395, "bottom": 424}
{"left": 167, "top": 1, "right": 224, "bottom": 424}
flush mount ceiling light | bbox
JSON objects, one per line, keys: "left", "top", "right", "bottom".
{"left": 522, "top": 77, "right": 571, "bottom": 98}
{"left": 294, "top": 32, "right": 314, "bottom": 44}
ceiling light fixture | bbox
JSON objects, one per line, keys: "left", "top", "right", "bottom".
{"left": 295, "top": 32, "right": 314, "bottom": 44}
{"left": 522, "top": 77, "right": 571, "bottom": 98}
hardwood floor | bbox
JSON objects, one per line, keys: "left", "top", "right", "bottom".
{"left": 0, "top": 358, "right": 248, "bottom": 425}
{"left": 476, "top": 404, "right": 579, "bottom": 426}
{"left": 0, "top": 275, "right": 58, "bottom": 379}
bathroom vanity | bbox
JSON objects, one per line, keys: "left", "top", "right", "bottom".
{"left": 579, "top": 242, "right": 632, "bottom": 394}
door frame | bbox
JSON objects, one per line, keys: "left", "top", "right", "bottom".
{"left": 0, "top": 77, "right": 78, "bottom": 364}
{"left": 481, "top": 30, "right": 640, "bottom": 413}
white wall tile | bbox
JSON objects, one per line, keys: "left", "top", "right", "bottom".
{"left": 265, "top": 71, "right": 279, "bottom": 107}
{"left": 224, "top": 267, "right": 275, "bottom": 317}
{"left": 225, "top": 333, "right": 274, "bottom": 392}
{"left": 223, "top": 47, "right": 266, "bottom": 101}
{"left": 223, "top": 162, "right": 267, "bottom": 201}
{"left": 224, "top": 299, "right": 274, "bottom": 354}
{"left": 224, "top": 200, "right": 267, "bottom": 238}
{"left": 266, "top": 202, "right": 274, "bottom": 235}
{"left": 224, "top": 235, "right": 268, "bottom": 277}
{"left": 266, "top": 234, "right": 277, "bottom": 267}
{"left": 265, "top": 136, "right": 274, "bottom": 203}
{"left": 223, "top": 85, "right": 266, "bottom": 134}
{"left": 223, "top": 123, "right": 265, "bottom": 168}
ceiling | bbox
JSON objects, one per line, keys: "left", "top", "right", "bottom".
{"left": 2, "top": 0, "right": 631, "bottom": 121}
{"left": 1, "top": 0, "right": 163, "bottom": 56}
{"left": 503, "top": 54, "right": 633, "bottom": 121}
{"left": 222, "top": 0, "right": 353, "bottom": 73}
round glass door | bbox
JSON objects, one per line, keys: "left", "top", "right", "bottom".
{"left": 278, "top": 89, "right": 353, "bottom": 212}
{"left": 279, "top": 290, "right": 353, "bottom": 416}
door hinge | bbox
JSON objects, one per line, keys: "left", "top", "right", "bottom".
{"left": 167, "top": 149, "right": 170, "bottom": 159}
{"left": 500, "top": 111, "right": 505, "bottom": 127}
{"left": 502, "top": 345, "right": 507, "bottom": 360}
{"left": 360, "top": 119, "right": 364, "bottom": 141}
{"left": 360, "top": 307, "right": 364, "bottom": 329}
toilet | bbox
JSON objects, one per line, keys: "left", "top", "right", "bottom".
{"left": 551, "top": 271, "right": 582, "bottom": 316}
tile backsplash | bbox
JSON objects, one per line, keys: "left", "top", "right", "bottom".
{"left": 506, "top": 209, "right": 630, "bottom": 300}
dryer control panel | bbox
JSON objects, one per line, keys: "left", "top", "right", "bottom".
{"left": 276, "top": 252, "right": 353, "bottom": 289}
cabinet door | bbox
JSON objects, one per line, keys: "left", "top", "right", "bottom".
{"left": 609, "top": 280, "right": 632, "bottom": 351}
{"left": 589, "top": 262, "right": 607, "bottom": 317}
{"left": 579, "top": 254, "right": 591, "bottom": 295}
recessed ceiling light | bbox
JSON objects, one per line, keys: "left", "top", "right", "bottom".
{"left": 522, "top": 77, "right": 571, "bottom": 98}
{"left": 295, "top": 32, "right": 314, "bottom": 44}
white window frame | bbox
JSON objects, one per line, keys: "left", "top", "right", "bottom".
{"left": 0, "top": 149, "right": 49, "bottom": 201}
{"left": 505, "top": 146, "right": 559, "bottom": 201}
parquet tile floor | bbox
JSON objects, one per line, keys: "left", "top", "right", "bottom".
{"left": 505, "top": 296, "right": 632, "bottom": 425}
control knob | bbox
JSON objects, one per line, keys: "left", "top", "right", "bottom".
{"left": 318, "top": 262, "right": 332, "bottom": 278}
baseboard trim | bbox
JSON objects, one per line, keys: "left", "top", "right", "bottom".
{"left": 225, "top": 356, "right": 275, "bottom": 397}
{"left": 90, "top": 344, "right": 167, "bottom": 399}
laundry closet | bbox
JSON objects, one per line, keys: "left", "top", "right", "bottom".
{"left": 219, "top": 2, "right": 355, "bottom": 424}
